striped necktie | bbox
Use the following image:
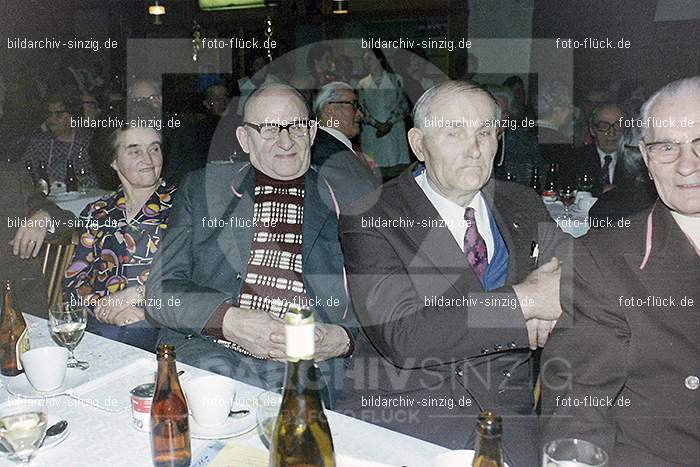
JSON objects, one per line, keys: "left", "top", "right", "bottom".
{"left": 601, "top": 154, "right": 613, "bottom": 185}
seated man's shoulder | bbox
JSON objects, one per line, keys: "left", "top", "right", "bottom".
{"left": 493, "top": 179, "right": 542, "bottom": 205}
{"left": 343, "top": 175, "right": 402, "bottom": 218}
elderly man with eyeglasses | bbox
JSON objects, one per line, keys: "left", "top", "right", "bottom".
{"left": 311, "top": 81, "right": 380, "bottom": 206}
{"left": 146, "top": 84, "right": 357, "bottom": 407}
{"left": 541, "top": 76, "right": 700, "bottom": 466}
{"left": 562, "top": 102, "right": 627, "bottom": 196}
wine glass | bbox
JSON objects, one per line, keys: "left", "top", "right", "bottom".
{"left": 559, "top": 185, "right": 576, "bottom": 221}
{"left": 0, "top": 404, "right": 48, "bottom": 465}
{"left": 48, "top": 303, "right": 89, "bottom": 370}
{"left": 255, "top": 389, "right": 283, "bottom": 449}
{"left": 577, "top": 173, "right": 593, "bottom": 193}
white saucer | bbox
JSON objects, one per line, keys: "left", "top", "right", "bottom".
{"left": 189, "top": 410, "right": 256, "bottom": 440}
{"left": 0, "top": 415, "right": 70, "bottom": 458}
{"left": 6, "top": 369, "right": 89, "bottom": 399}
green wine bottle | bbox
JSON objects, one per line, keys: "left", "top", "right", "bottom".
{"left": 269, "top": 306, "right": 336, "bottom": 467}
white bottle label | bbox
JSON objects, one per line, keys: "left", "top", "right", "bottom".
{"left": 285, "top": 323, "right": 315, "bottom": 360}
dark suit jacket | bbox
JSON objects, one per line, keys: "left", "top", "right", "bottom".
{"left": 540, "top": 202, "right": 699, "bottom": 466}
{"left": 0, "top": 160, "right": 75, "bottom": 318}
{"left": 337, "top": 166, "right": 568, "bottom": 466}
{"left": 311, "top": 128, "right": 381, "bottom": 207}
{"left": 560, "top": 144, "right": 621, "bottom": 196}
{"left": 145, "top": 160, "right": 358, "bottom": 407}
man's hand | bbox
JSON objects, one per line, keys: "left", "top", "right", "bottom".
{"left": 513, "top": 257, "right": 563, "bottom": 322}
{"left": 11, "top": 210, "right": 51, "bottom": 259}
{"left": 222, "top": 307, "right": 287, "bottom": 362}
{"left": 525, "top": 318, "right": 557, "bottom": 350}
{"left": 94, "top": 287, "right": 146, "bottom": 326}
{"left": 313, "top": 323, "right": 350, "bottom": 362}
{"left": 375, "top": 121, "right": 392, "bottom": 137}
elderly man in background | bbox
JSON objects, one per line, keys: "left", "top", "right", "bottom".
{"left": 311, "top": 81, "right": 380, "bottom": 206}
{"left": 146, "top": 84, "right": 356, "bottom": 407}
{"left": 541, "top": 76, "right": 699, "bottom": 467}
{"left": 337, "top": 81, "right": 569, "bottom": 466}
{"left": 562, "top": 102, "right": 626, "bottom": 195}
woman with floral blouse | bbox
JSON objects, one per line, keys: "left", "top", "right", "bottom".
{"left": 63, "top": 123, "right": 176, "bottom": 351}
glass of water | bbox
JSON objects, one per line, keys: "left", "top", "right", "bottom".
{"left": 255, "top": 389, "right": 283, "bottom": 448}
{"left": 543, "top": 438, "right": 608, "bottom": 466}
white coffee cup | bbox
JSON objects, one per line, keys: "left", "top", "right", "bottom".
{"left": 20, "top": 347, "right": 68, "bottom": 392}
{"left": 183, "top": 375, "right": 237, "bottom": 428}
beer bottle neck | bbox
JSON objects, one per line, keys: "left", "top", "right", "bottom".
{"left": 474, "top": 432, "right": 503, "bottom": 463}
{"left": 156, "top": 355, "right": 178, "bottom": 389}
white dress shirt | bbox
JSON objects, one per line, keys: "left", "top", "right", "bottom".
{"left": 671, "top": 211, "right": 700, "bottom": 251}
{"left": 596, "top": 146, "right": 617, "bottom": 183}
{"left": 415, "top": 171, "right": 494, "bottom": 262}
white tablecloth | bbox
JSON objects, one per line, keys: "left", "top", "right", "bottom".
{"left": 544, "top": 200, "right": 596, "bottom": 238}
{"left": 0, "top": 316, "right": 448, "bottom": 467}
{"left": 49, "top": 189, "right": 111, "bottom": 217}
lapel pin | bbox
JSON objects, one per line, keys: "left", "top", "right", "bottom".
{"left": 512, "top": 222, "right": 519, "bottom": 230}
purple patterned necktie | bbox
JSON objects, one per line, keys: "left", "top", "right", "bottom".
{"left": 463, "top": 207, "right": 489, "bottom": 280}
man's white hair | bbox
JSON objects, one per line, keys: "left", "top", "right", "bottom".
{"left": 639, "top": 76, "right": 700, "bottom": 139}
{"left": 412, "top": 80, "right": 500, "bottom": 130}
{"left": 313, "top": 81, "right": 354, "bottom": 117}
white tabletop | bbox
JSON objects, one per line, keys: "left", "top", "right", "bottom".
{"left": 0, "top": 316, "right": 448, "bottom": 467}
{"left": 544, "top": 199, "right": 596, "bottom": 238}
{"left": 48, "top": 189, "right": 111, "bottom": 217}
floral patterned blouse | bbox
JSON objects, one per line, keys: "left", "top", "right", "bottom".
{"left": 63, "top": 180, "right": 176, "bottom": 310}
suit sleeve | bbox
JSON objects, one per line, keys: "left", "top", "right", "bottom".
{"left": 340, "top": 212, "right": 529, "bottom": 369}
{"left": 539, "top": 239, "right": 631, "bottom": 460}
{"left": 145, "top": 173, "right": 230, "bottom": 335}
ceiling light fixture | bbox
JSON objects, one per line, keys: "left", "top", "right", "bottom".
{"left": 332, "top": 0, "right": 349, "bottom": 15}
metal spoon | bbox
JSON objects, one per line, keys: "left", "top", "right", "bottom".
{"left": 46, "top": 420, "right": 68, "bottom": 438}
{"left": 228, "top": 409, "right": 250, "bottom": 419}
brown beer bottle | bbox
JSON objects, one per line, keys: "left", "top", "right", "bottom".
{"left": 0, "top": 280, "right": 30, "bottom": 376}
{"left": 150, "top": 344, "right": 190, "bottom": 467}
{"left": 66, "top": 159, "right": 78, "bottom": 192}
{"left": 472, "top": 412, "right": 505, "bottom": 467}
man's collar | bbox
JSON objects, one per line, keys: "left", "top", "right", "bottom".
{"left": 320, "top": 126, "right": 353, "bottom": 151}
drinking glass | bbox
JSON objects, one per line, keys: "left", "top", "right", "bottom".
{"left": 48, "top": 303, "right": 89, "bottom": 370}
{"left": 577, "top": 173, "right": 593, "bottom": 193}
{"left": 255, "top": 388, "right": 282, "bottom": 449}
{"left": 0, "top": 405, "right": 48, "bottom": 465}
{"left": 543, "top": 438, "right": 608, "bottom": 466}
{"left": 560, "top": 185, "right": 576, "bottom": 220}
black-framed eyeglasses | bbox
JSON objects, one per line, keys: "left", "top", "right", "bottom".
{"left": 592, "top": 121, "right": 623, "bottom": 133}
{"left": 129, "top": 94, "right": 161, "bottom": 104}
{"left": 642, "top": 137, "right": 700, "bottom": 164}
{"left": 328, "top": 100, "right": 362, "bottom": 111}
{"left": 243, "top": 120, "right": 312, "bottom": 140}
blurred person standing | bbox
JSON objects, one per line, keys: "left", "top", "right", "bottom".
{"left": 358, "top": 48, "right": 410, "bottom": 175}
